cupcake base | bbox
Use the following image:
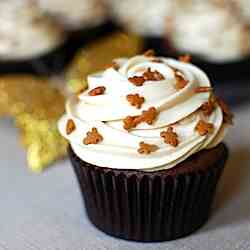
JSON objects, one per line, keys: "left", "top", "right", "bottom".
{"left": 69, "top": 143, "right": 228, "bottom": 242}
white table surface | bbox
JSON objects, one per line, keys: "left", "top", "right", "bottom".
{"left": 1, "top": 104, "right": 250, "bottom": 250}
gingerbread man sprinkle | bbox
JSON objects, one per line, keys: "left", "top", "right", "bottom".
{"left": 138, "top": 142, "right": 159, "bottom": 154}
{"left": 129, "top": 68, "right": 164, "bottom": 86}
{"left": 66, "top": 119, "right": 76, "bottom": 135}
{"left": 195, "top": 120, "right": 214, "bottom": 136}
{"left": 179, "top": 55, "right": 191, "bottom": 63}
{"left": 126, "top": 93, "right": 145, "bottom": 109}
{"left": 142, "top": 68, "right": 165, "bottom": 81}
{"left": 123, "top": 116, "right": 139, "bottom": 130}
{"left": 128, "top": 76, "right": 145, "bottom": 86}
{"left": 123, "top": 107, "right": 158, "bottom": 130}
{"left": 83, "top": 127, "right": 103, "bottom": 145}
{"left": 136, "top": 107, "right": 158, "bottom": 125}
{"left": 216, "top": 98, "right": 234, "bottom": 125}
{"left": 175, "top": 73, "right": 189, "bottom": 90}
{"left": 201, "top": 99, "right": 215, "bottom": 116}
{"left": 194, "top": 86, "right": 213, "bottom": 93}
{"left": 88, "top": 86, "right": 106, "bottom": 96}
{"left": 160, "top": 127, "right": 179, "bottom": 147}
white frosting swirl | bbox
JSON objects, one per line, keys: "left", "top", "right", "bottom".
{"left": 58, "top": 55, "right": 227, "bottom": 171}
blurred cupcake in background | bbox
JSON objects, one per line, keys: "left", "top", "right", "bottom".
{"left": 166, "top": 0, "right": 250, "bottom": 63}
{"left": 0, "top": 0, "right": 66, "bottom": 74}
{"left": 163, "top": 0, "right": 250, "bottom": 80}
{"left": 38, "top": 0, "right": 108, "bottom": 31}
{"left": 37, "top": 0, "right": 114, "bottom": 53}
{"left": 106, "top": 0, "right": 173, "bottom": 37}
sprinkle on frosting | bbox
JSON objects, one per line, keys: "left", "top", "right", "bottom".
{"left": 66, "top": 119, "right": 76, "bottom": 135}
{"left": 175, "top": 73, "right": 188, "bottom": 90}
{"left": 136, "top": 107, "right": 158, "bottom": 125}
{"left": 201, "top": 99, "right": 215, "bottom": 116}
{"left": 216, "top": 98, "right": 234, "bottom": 125}
{"left": 138, "top": 142, "right": 159, "bottom": 155}
{"left": 144, "top": 49, "right": 155, "bottom": 57}
{"left": 128, "top": 76, "right": 145, "bottom": 86}
{"left": 142, "top": 68, "right": 165, "bottom": 81}
{"left": 178, "top": 55, "right": 191, "bottom": 63}
{"left": 123, "top": 116, "right": 139, "bottom": 130}
{"left": 129, "top": 67, "right": 164, "bottom": 86}
{"left": 123, "top": 107, "right": 158, "bottom": 130}
{"left": 126, "top": 93, "right": 145, "bottom": 109}
{"left": 160, "top": 127, "right": 179, "bottom": 147}
{"left": 83, "top": 128, "right": 103, "bottom": 145}
{"left": 194, "top": 86, "right": 213, "bottom": 93}
{"left": 88, "top": 86, "right": 106, "bottom": 96}
{"left": 195, "top": 120, "right": 214, "bottom": 136}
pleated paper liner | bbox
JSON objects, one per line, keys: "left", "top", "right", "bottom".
{"left": 69, "top": 144, "right": 228, "bottom": 242}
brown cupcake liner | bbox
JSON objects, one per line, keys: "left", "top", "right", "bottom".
{"left": 69, "top": 145, "right": 228, "bottom": 242}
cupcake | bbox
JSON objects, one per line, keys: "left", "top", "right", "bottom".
{"left": 58, "top": 51, "right": 233, "bottom": 241}
{"left": 0, "top": 0, "right": 66, "bottom": 75}
{"left": 38, "top": 0, "right": 115, "bottom": 54}
{"left": 166, "top": 0, "right": 250, "bottom": 63}
{"left": 106, "top": 0, "right": 173, "bottom": 37}
{"left": 162, "top": 0, "right": 250, "bottom": 80}
{"left": 38, "top": 0, "right": 108, "bottom": 31}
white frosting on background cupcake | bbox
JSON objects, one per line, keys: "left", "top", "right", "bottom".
{"left": 166, "top": 0, "right": 250, "bottom": 62}
{"left": 106, "top": 0, "right": 173, "bottom": 36}
{"left": 37, "top": 0, "right": 108, "bottom": 30}
{"left": 0, "top": 0, "right": 65, "bottom": 61}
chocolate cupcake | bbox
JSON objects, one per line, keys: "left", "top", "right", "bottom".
{"left": 0, "top": 0, "right": 67, "bottom": 75}
{"left": 58, "top": 51, "right": 233, "bottom": 241}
